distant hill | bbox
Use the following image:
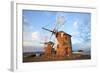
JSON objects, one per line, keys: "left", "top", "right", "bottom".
{"left": 23, "top": 46, "right": 44, "bottom": 53}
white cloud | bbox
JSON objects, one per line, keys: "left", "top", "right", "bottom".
{"left": 71, "top": 21, "right": 85, "bottom": 44}
{"left": 23, "top": 15, "right": 29, "bottom": 25}
{"left": 23, "top": 15, "right": 34, "bottom": 32}
{"left": 23, "top": 32, "right": 31, "bottom": 41}
{"left": 72, "top": 21, "right": 80, "bottom": 36}
{"left": 73, "top": 21, "right": 78, "bottom": 29}
{"left": 72, "top": 37, "right": 82, "bottom": 44}
{"left": 32, "top": 32, "right": 39, "bottom": 40}
{"left": 23, "top": 31, "right": 43, "bottom": 47}
{"left": 78, "top": 42, "right": 91, "bottom": 50}
{"left": 23, "top": 41, "right": 33, "bottom": 46}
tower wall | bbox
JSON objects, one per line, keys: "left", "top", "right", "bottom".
{"left": 56, "top": 31, "right": 72, "bottom": 57}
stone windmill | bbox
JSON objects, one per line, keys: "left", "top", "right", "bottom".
{"left": 42, "top": 16, "right": 72, "bottom": 57}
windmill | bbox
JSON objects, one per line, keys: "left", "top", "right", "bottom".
{"left": 42, "top": 16, "right": 72, "bottom": 57}
{"left": 39, "top": 35, "right": 55, "bottom": 56}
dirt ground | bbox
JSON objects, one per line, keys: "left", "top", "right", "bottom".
{"left": 23, "top": 54, "right": 91, "bottom": 63}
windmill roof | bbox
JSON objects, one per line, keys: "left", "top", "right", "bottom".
{"left": 57, "top": 31, "right": 72, "bottom": 37}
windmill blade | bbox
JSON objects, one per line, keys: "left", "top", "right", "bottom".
{"left": 42, "top": 27, "right": 52, "bottom": 32}
{"left": 49, "top": 28, "right": 57, "bottom": 39}
{"left": 55, "top": 16, "right": 66, "bottom": 31}
{"left": 56, "top": 16, "right": 65, "bottom": 25}
{"left": 39, "top": 42, "right": 44, "bottom": 44}
{"left": 40, "top": 42, "right": 47, "bottom": 44}
{"left": 50, "top": 32, "right": 54, "bottom": 39}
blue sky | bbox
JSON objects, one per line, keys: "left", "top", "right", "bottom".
{"left": 23, "top": 10, "right": 91, "bottom": 52}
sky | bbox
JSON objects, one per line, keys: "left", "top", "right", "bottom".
{"left": 22, "top": 10, "right": 91, "bottom": 52}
